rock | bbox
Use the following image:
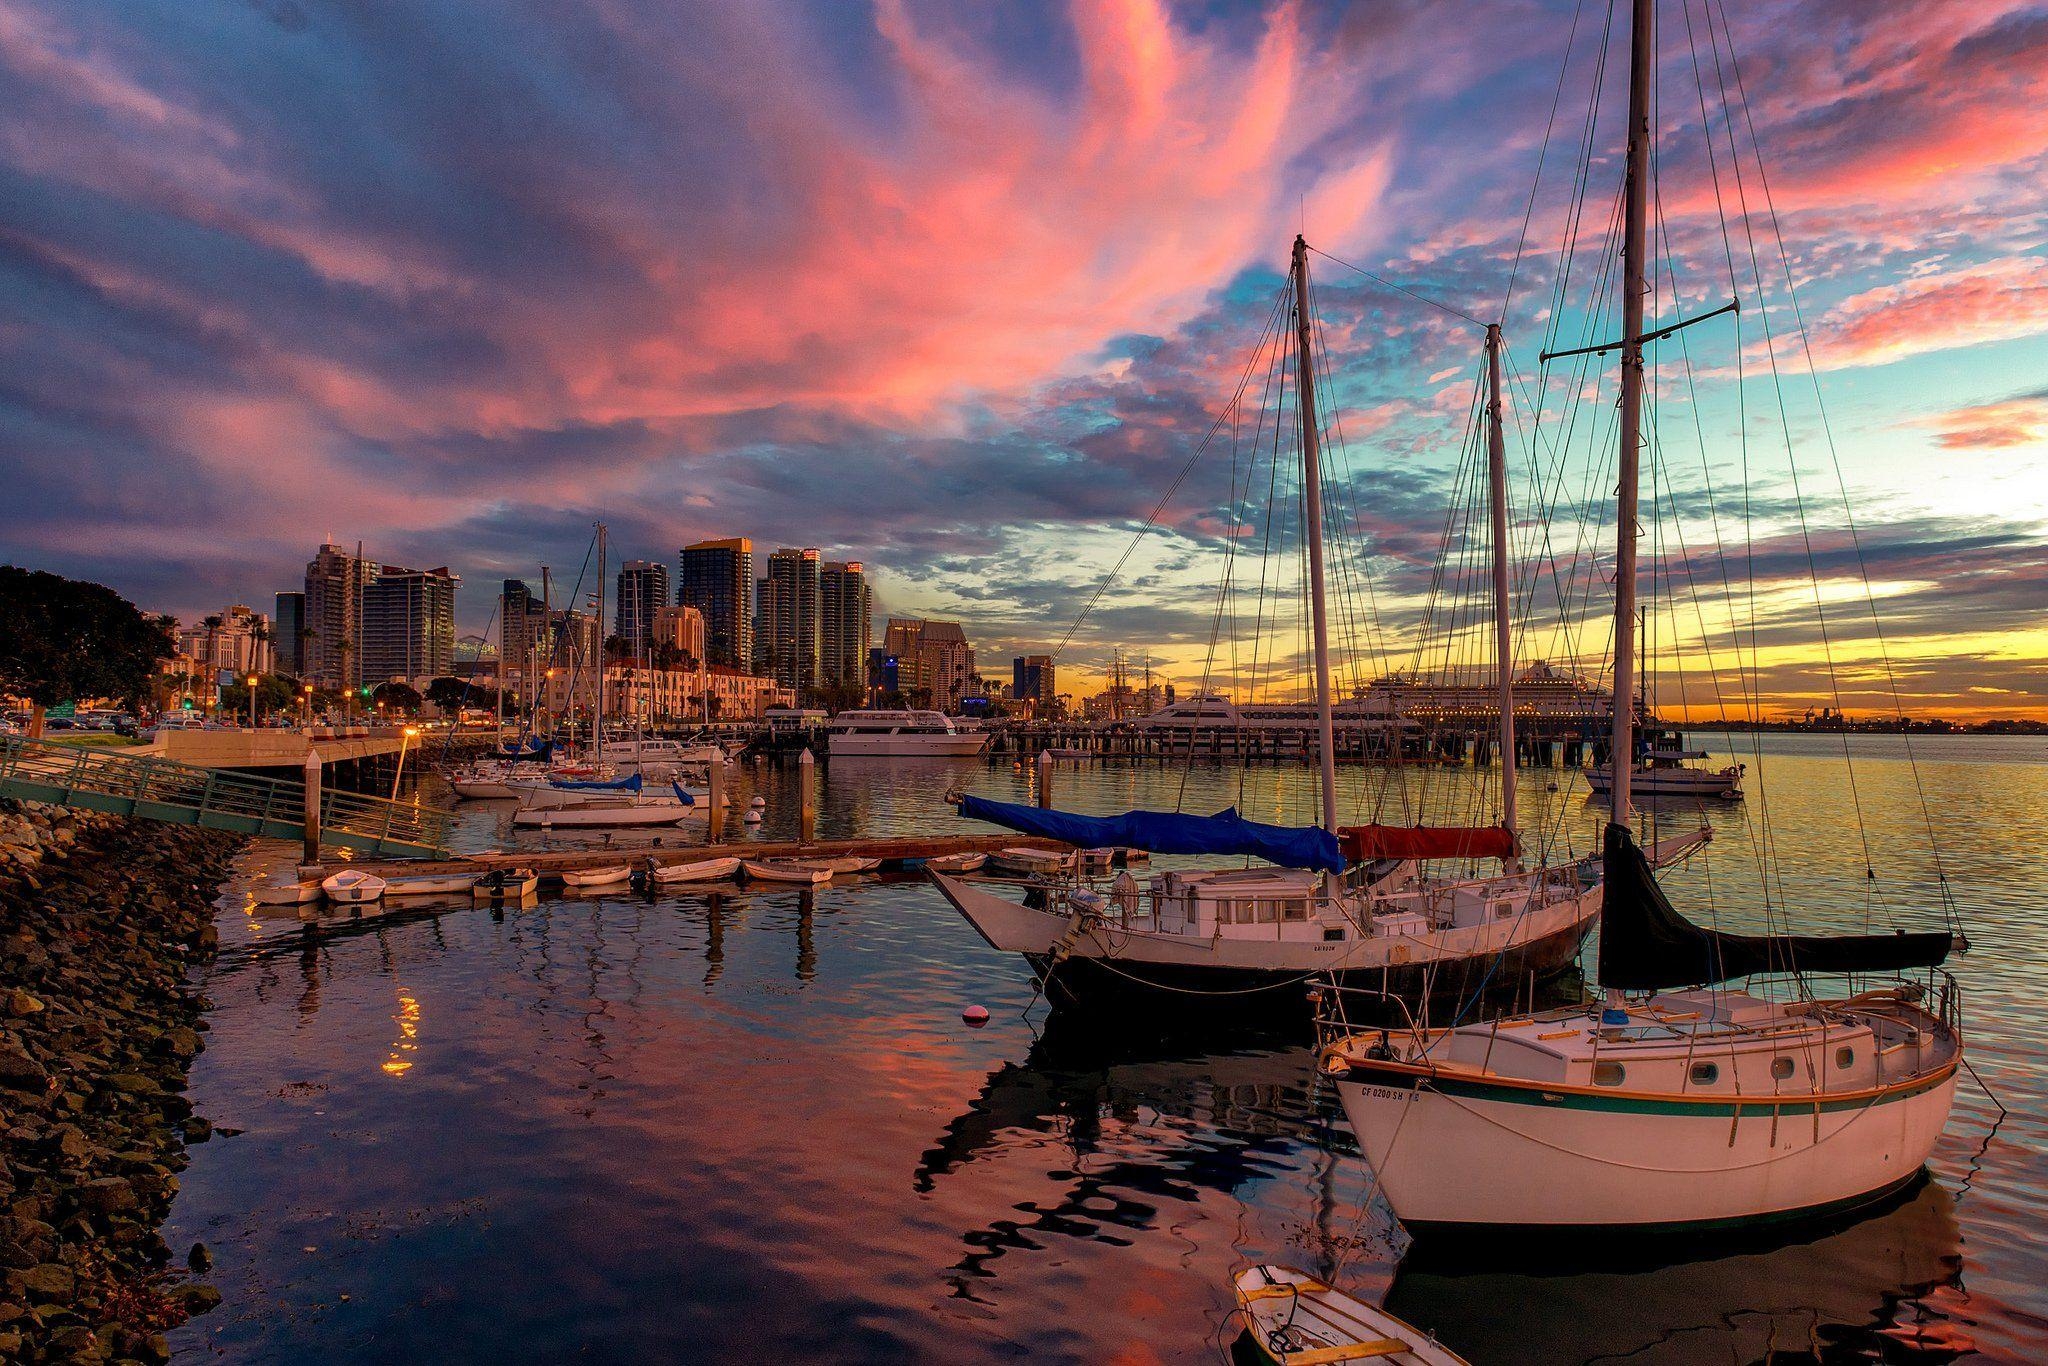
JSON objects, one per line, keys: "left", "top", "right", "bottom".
{"left": 8, "top": 990, "right": 44, "bottom": 1017}
{"left": 186, "top": 1241, "right": 210, "bottom": 1272}
{"left": 23, "top": 1261, "right": 76, "bottom": 1299}
{"left": 79, "top": 1177, "right": 136, "bottom": 1216}
{"left": 180, "top": 1117, "right": 211, "bottom": 1144}
{"left": 0, "top": 1038, "right": 47, "bottom": 1090}
{"left": 100, "top": 1074, "right": 161, "bottom": 1099}
{"left": 170, "top": 1282, "right": 221, "bottom": 1315}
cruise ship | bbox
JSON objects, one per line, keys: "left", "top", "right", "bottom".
{"left": 826, "top": 709, "right": 992, "bottom": 757}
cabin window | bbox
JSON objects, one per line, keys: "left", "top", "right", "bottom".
{"left": 1255, "top": 899, "right": 1280, "bottom": 924}
{"left": 1771, "top": 1056, "right": 1796, "bottom": 1081}
{"left": 1215, "top": 901, "right": 1242, "bottom": 925}
{"left": 1280, "top": 901, "right": 1309, "bottom": 923}
{"left": 1688, "top": 1062, "right": 1719, "bottom": 1086}
{"left": 1835, "top": 1046, "right": 1855, "bottom": 1070}
{"left": 1323, "top": 927, "right": 1346, "bottom": 942}
{"left": 1592, "top": 1062, "right": 1626, "bottom": 1087}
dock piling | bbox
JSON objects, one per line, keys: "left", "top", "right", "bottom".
{"left": 708, "top": 754, "right": 725, "bottom": 842}
{"left": 1036, "top": 750, "right": 1053, "bottom": 809}
{"left": 301, "top": 749, "right": 322, "bottom": 866}
{"left": 799, "top": 747, "right": 816, "bottom": 843}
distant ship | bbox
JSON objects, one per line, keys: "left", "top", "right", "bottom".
{"left": 827, "top": 709, "right": 991, "bottom": 757}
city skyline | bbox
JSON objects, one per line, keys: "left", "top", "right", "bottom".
{"left": 2, "top": 3, "right": 2045, "bottom": 717}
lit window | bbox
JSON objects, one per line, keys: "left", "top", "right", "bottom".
{"left": 1689, "top": 1062, "right": 1719, "bottom": 1086}
{"left": 1593, "top": 1062, "right": 1626, "bottom": 1087}
{"left": 1771, "top": 1057, "right": 1795, "bottom": 1080}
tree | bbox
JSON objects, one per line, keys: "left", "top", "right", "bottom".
{"left": 371, "top": 681, "right": 422, "bottom": 713}
{"left": 0, "top": 567, "right": 175, "bottom": 737}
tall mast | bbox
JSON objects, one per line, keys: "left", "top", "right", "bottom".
{"left": 595, "top": 521, "right": 607, "bottom": 748}
{"left": 1290, "top": 236, "right": 1340, "bottom": 838}
{"left": 1610, "top": 0, "right": 1652, "bottom": 825}
{"left": 1485, "top": 324, "right": 1520, "bottom": 865}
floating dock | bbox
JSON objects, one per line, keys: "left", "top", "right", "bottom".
{"left": 325, "top": 833, "right": 1069, "bottom": 880}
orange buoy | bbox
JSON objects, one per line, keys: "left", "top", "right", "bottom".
{"left": 962, "top": 1005, "right": 990, "bottom": 1027}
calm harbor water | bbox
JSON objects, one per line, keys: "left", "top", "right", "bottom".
{"left": 166, "top": 735, "right": 2046, "bottom": 1362}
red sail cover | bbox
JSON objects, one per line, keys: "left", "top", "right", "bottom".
{"left": 1338, "top": 824, "right": 1517, "bottom": 862}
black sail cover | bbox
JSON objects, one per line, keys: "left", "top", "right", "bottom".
{"left": 1598, "top": 823, "right": 1953, "bottom": 991}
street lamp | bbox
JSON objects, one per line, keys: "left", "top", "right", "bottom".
{"left": 247, "top": 675, "right": 259, "bottom": 729}
{"left": 391, "top": 724, "right": 420, "bottom": 800}
{"left": 302, "top": 683, "right": 315, "bottom": 733}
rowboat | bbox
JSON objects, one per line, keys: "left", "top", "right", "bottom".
{"left": 253, "top": 873, "right": 322, "bottom": 906}
{"left": 1234, "top": 1266, "right": 1466, "bottom": 1366}
{"left": 320, "top": 869, "right": 386, "bottom": 904}
{"left": 742, "top": 859, "right": 834, "bottom": 885}
{"left": 924, "top": 851, "right": 986, "bottom": 873}
{"left": 471, "top": 868, "right": 540, "bottom": 901}
{"left": 649, "top": 856, "right": 742, "bottom": 885}
{"left": 988, "top": 846, "right": 1072, "bottom": 877}
{"left": 560, "top": 865, "right": 633, "bottom": 889}
{"left": 384, "top": 872, "right": 479, "bottom": 898}
{"left": 807, "top": 855, "right": 881, "bottom": 874}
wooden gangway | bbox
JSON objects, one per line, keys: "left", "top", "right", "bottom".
{"left": 334, "top": 832, "right": 1068, "bottom": 879}
{"left": 0, "top": 735, "right": 451, "bottom": 858}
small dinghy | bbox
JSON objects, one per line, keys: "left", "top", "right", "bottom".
{"left": 321, "top": 869, "right": 386, "bottom": 904}
{"left": 471, "top": 868, "right": 540, "bottom": 901}
{"left": 742, "top": 859, "right": 833, "bottom": 885}
{"left": 989, "top": 846, "right": 1071, "bottom": 877}
{"left": 924, "top": 851, "right": 986, "bottom": 873}
{"left": 560, "top": 865, "right": 633, "bottom": 889}
{"left": 1234, "top": 1266, "right": 1466, "bottom": 1366}
{"left": 808, "top": 855, "right": 881, "bottom": 874}
{"left": 253, "top": 873, "right": 322, "bottom": 906}
{"left": 384, "top": 872, "right": 478, "bottom": 898}
{"left": 649, "top": 855, "right": 742, "bottom": 885}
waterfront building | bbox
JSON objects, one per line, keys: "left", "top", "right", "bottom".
{"left": 615, "top": 560, "right": 670, "bottom": 654}
{"left": 174, "top": 604, "right": 273, "bottom": 681}
{"left": 1012, "top": 655, "right": 1055, "bottom": 714}
{"left": 361, "top": 565, "right": 459, "bottom": 685}
{"left": 500, "top": 579, "right": 544, "bottom": 705}
{"left": 819, "top": 561, "right": 873, "bottom": 691}
{"left": 678, "top": 537, "right": 753, "bottom": 669}
{"left": 651, "top": 604, "right": 706, "bottom": 663}
{"left": 883, "top": 618, "right": 977, "bottom": 713}
{"left": 704, "top": 665, "right": 795, "bottom": 719}
{"left": 273, "top": 592, "right": 304, "bottom": 676}
{"left": 303, "top": 543, "right": 378, "bottom": 691}
{"left": 759, "top": 547, "right": 822, "bottom": 695}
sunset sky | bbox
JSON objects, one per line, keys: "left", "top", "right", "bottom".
{"left": 2, "top": 0, "right": 2044, "bottom": 718}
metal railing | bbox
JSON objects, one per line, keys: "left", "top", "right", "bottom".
{"left": 0, "top": 734, "right": 450, "bottom": 857}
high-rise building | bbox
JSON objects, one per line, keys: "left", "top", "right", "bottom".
{"left": 678, "top": 538, "right": 753, "bottom": 669}
{"left": 303, "top": 543, "right": 378, "bottom": 691}
{"left": 819, "top": 561, "right": 872, "bottom": 690}
{"left": 651, "top": 604, "right": 706, "bottom": 664}
{"left": 615, "top": 560, "right": 670, "bottom": 655}
{"left": 361, "top": 566, "right": 460, "bottom": 684}
{"left": 1013, "top": 655, "right": 1055, "bottom": 712}
{"left": 884, "top": 618, "right": 977, "bottom": 713}
{"left": 273, "top": 592, "right": 305, "bottom": 677}
{"left": 759, "top": 547, "right": 822, "bottom": 694}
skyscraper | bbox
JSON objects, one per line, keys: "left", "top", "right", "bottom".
{"left": 303, "top": 543, "right": 378, "bottom": 691}
{"left": 273, "top": 591, "right": 305, "bottom": 677}
{"left": 615, "top": 560, "right": 670, "bottom": 655}
{"left": 819, "top": 561, "right": 872, "bottom": 690}
{"left": 1013, "top": 655, "right": 1055, "bottom": 711}
{"left": 759, "top": 548, "right": 821, "bottom": 694}
{"left": 885, "top": 618, "right": 977, "bottom": 713}
{"left": 678, "top": 538, "right": 753, "bottom": 669}
{"left": 361, "top": 566, "right": 459, "bottom": 684}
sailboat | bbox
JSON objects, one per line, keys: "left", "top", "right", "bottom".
{"left": 932, "top": 241, "right": 1604, "bottom": 1014}
{"left": 1318, "top": 0, "right": 1963, "bottom": 1235}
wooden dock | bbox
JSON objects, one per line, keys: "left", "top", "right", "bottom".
{"left": 327, "top": 832, "right": 1069, "bottom": 880}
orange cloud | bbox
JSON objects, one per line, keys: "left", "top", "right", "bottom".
{"left": 1810, "top": 257, "right": 2048, "bottom": 369}
{"left": 1911, "top": 393, "right": 2048, "bottom": 449}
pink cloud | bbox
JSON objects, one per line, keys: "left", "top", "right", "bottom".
{"left": 1810, "top": 256, "right": 2048, "bottom": 369}
{"left": 1910, "top": 393, "right": 2048, "bottom": 449}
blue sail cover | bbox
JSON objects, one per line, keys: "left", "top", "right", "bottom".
{"left": 498, "top": 738, "right": 553, "bottom": 761}
{"left": 669, "top": 781, "right": 697, "bottom": 806}
{"left": 957, "top": 794, "right": 1343, "bottom": 873}
{"left": 551, "top": 772, "right": 643, "bottom": 792}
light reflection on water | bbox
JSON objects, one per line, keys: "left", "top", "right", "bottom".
{"left": 170, "top": 736, "right": 2045, "bottom": 1362}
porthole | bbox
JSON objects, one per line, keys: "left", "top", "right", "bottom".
{"left": 1835, "top": 1046, "right": 1855, "bottom": 1069}
{"left": 1689, "top": 1062, "right": 1719, "bottom": 1086}
{"left": 1771, "top": 1056, "right": 1795, "bottom": 1080}
{"left": 1593, "top": 1062, "right": 1626, "bottom": 1087}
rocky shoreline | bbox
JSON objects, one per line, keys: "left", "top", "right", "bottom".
{"left": 0, "top": 800, "right": 241, "bottom": 1364}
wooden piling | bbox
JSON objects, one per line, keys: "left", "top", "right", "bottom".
{"left": 707, "top": 753, "right": 724, "bottom": 842}
{"left": 799, "top": 747, "right": 816, "bottom": 842}
{"left": 1036, "top": 750, "right": 1053, "bottom": 809}
{"left": 301, "top": 748, "right": 322, "bottom": 867}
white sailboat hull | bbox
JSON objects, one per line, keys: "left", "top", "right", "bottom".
{"left": 1586, "top": 767, "right": 1741, "bottom": 798}
{"left": 828, "top": 732, "right": 989, "bottom": 756}
{"left": 512, "top": 802, "right": 699, "bottom": 828}
{"left": 1332, "top": 1063, "right": 1956, "bottom": 1232}
{"left": 929, "top": 872, "right": 1598, "bottom": 999}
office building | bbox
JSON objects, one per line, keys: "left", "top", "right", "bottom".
{"left": 1012, "top": 655, "right": 1055, "bottom": 713}
{"left": 651, "top": 604, "right": 706, "bottom": 663}
{"left": 303, "top": 543, "right": 378, "bottom": 691}
{"left": 361, "top": 565, "right": 459, "bottom": 684}
{"left": 615, "top": 559, "right": 670, "bottom": 654}
{"left": 678, "top": 537, "right": 753, "bottom": 669}
{"left": 820, "top": 561, "right": 873, "bottom": 690}
{"left": 273, "top": 592, "right": 305, "bottom": 676}
{"left": 175, "top": 604, "right": 273, "bottom": 680}
{"left": 884, "top": 618, "right": 978, "bottom": 713}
